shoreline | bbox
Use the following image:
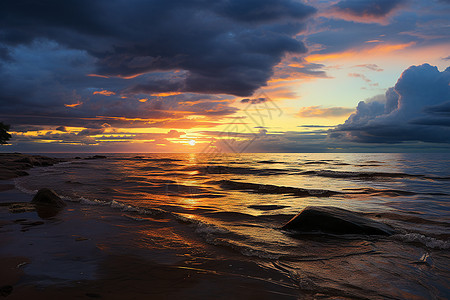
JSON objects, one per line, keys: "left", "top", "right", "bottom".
{"left": 0, "top": 153, "right": 102, "bottom": 298}
{"left": 0, "top": 153, "right": 301, "bottom": 299}
{"left": 0, "top": 153, "right": 65, "bottom": 181}
{"left": 1, "top": 153, "right": 449, "bottom": 299}
{"left": 0, "top": 187, "right": 303, "bottom": 299}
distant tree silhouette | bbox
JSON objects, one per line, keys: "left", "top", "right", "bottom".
{"left": 0, "top": 122, "right": 11, "bottom": 144}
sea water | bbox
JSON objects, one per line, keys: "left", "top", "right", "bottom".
{"left": 13, "top": 153, "right": 450, "bottom": 298}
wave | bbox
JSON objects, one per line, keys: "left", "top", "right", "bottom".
{"left": 344, "top": 187, "right": 418, "bottom": 196}
{"left": 365, "top": 212, "right": 450, "bottom": 227}
{"left": 256, "top": 160, "right": 280, "bottom": 164}
{"left": 346, "top": 187, "right": 449, "bottom": 196}
{"left": 392, "top": 233, "right": 450, "bottom": 249}
{"left": 205, "top": 238, "right": 282, "bottom": 259}
{"left": 299, "top": 170, "right": 450, "bottom": 181}
{"left": 137, "top": 166, "right": 163, "bottom": 171}
{"left": 215, "top": 180, "right": 341, "bottom": 197}
{"left": 144, "top": 158, "right": 183, "bottom": 162}
{"left": 213, "top": 180, "right": 446, "bottom": 198}
{"left": 183, "top": 165, "right": 287, "bottom": 176}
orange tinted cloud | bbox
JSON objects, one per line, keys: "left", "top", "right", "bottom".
{"left": 151, "top": 92, "right": 182, "bottom": 97}
{"left": 306, "top": 42, "right": 415, "bottom": 62}
{"left": 64, "top": 101, "right": 83, "bottom": 108}
{"left": 93, "top": 90, "right": 116, "bottom": 96}
{"left": 322, "top": 1, "right": 406, "bottom": 25}
{"left": 86, "top": 74, "right": 110, "bottom": 78}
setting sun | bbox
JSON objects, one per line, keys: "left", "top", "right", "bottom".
{"left": 188, "top": 139, "right": 196, "bottom": 146}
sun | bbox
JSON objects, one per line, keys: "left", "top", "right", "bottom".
{"left": 188, "top": 139, "right": 196, "bottom": 146}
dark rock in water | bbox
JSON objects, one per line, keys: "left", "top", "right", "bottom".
{"left": 0, "top": 285, "right": 13, "bottom": 297}
{"left": 15, "top": 156, "right": 38, "bottom": 165}
{"left": 31, "top": 188, "right": 66, "bottom": 208}
{"left": 281, "top": 206, "right": 395, "bottom": 235}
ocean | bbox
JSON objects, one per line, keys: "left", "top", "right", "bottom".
{"left": 12, "top": 153, "right": 450, "bottom": 298}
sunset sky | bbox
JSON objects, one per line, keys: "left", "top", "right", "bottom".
{"left": 0, "top": 0, "right": 449, "bottom": 153}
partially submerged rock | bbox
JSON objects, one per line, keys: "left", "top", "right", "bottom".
{"left": 282, "top": 206, "right": 395, "bottom": 235}
{"left": 31, "top": 188, "right": 66, "bottom": 208}
{"left": 0, "top": 153, "right": 64, "bottom": 180}
{"left": 30, "top": 188, "right": 66, "bottom": 218}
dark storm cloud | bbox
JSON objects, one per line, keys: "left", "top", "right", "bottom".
{"left": 0, "top": 0, "right": 315, "bottom": 97}
{"left": 330, "top": 0, "right": 406, "bottom": 19}
{"left": 0, "top": 0, "right": 317, "bottom": 139}
{"left": 329, "top": 64, "right": 450, "bottom": 143}
{"left": 215, "top": 0, "right": 315, "bottom": 22}
{"left": 0, "top": 39, "right": 239, "bottom": 129}
{"left": 423, "top": 101, "right": 450, "bottom": 117}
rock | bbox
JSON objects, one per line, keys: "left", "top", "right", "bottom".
{"left": 281, "top": 206, "right": 395, "bottom": 235}
{"left": 14, "top": 156, "right": 38, "bottom": 165}
{"left": 0, "top": 154, "right": 63, "bottom": 180}
{"left": 31, "top": 188, "right": 66, "bottom": 208}
{"left": 0, "top": 285, "right": 13, "bottom": 297}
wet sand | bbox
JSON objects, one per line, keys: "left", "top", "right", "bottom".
{"left": 0, "top": 188, "right": 308, "bottom": 299}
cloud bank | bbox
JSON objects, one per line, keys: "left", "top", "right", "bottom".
{"left": 328, "top": 0, "right": 406, "bottom": 23}
{"left": 330, "top": 64, "right": 450, "bottom": 143}
{"left": 0, "top": 0, "right": 315, "bottom": 97}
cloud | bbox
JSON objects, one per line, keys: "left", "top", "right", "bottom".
{"left": 297, "top": 106, "right": 355, "bottom": 118}
{"left": 327, "top": 0, "right": 406, "bottom": 24}
{"left": 354, "top": 64, "right": 384, "bottom": 72}
{"left": 330, "top": 64, "right": 450, "bottom": 143}
{"left": 0, "top": 0, "right": 316, "bottom": 97}
{"left": 271, "top": 56, "right": 329, "bottom": 82}
{"left": 93, "top": 90, "right": 116, "bottom": 96}
{"left": 305, "top": 0, "right": 450, "bottom": 59}
{"left": 77, "top": 128, "right": 106, "bottom": 136}
{"left": 348, "top": 73, "right": 379, "bottom": 87}
{"left": 241, "top": 98, "right": 267, "bottom": 104}
{"left": 0, "top": 0, "right": 319, "bottom": 148}
{"left": 56, "top": 126, "right": 67, "bottom": 132}
{"left": 0, "top": 40, "right": 241, "bottom": 131}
